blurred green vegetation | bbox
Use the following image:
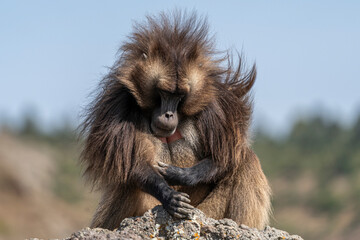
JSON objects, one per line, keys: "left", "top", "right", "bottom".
{"left": 0, "top": 219, "right": 10, "bottom": 235}
{"left": 254, "top": 115, "right": 360, "bottom": 238}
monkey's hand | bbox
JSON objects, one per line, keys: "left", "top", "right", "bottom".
{"left": 155, "top": 162, "right": 192, "bottom": 186}
{"left": 162, "top": 190, "right": 194, "bottom": 219}
{"left": 156, "top": 158, "right": 216, "bottom": 186}
{"left": 139, "top": 163, "right": 193, "bottom": 219}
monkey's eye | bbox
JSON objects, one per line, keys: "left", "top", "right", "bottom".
{"left": 142, "top": 53, "right": 148, "bottom": 60}
{"left": 159, "top": 90, "right": 185, "bottom": 103}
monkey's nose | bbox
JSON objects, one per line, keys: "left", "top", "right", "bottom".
{"left": 165, "top": 111, "right": 174, "bottom": 119}
{"left": 154, "top": 111, "right": 178, "bottom": 134}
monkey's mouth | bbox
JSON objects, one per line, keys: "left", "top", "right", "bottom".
{"left": 150, "top": 122, "right": 176, "bottom": 138}
{"left": 152, "top": 126, "right": 183, "bottom": 144}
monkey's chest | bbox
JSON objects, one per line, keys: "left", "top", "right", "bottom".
{"left": 159, "top": 139, "right": 200, "bottom": 168}
{"left": 157, "top": 139, "right": 211, "bottom": 206}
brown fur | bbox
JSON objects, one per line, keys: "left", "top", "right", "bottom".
{"left": 81, "top": 11, "right": 271, "bottom": 230}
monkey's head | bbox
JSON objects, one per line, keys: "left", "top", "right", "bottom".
{"left": 114, "top": 12, "right": 222, "bottom": 137}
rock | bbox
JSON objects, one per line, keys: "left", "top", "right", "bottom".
{"left": 31, "top": 206, "right": 303, "bottom": 240}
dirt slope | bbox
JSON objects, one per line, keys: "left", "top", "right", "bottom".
{"left": 0, "top": 132, "right": 96, "bottom": 240}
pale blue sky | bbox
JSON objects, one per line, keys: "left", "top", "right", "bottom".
{"left": 1, "top": 1, "right": 359, "bottom": 132}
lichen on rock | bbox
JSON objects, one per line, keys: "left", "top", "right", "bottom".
{"left": 31, "top": 206, "right": 303, "bottom": 240}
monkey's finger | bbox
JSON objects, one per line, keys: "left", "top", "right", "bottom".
{"left": 176, "top": 207, "right": 193, "bottom": 215}
{"left": 174, "top": 193, "right": 191, "bottom": 203}
{"left": 173, "top": 212, "right": 187, "bottom": 219}
{"left": 178, "top": 192, "right": 190, "bottom": 198}
{"left": 153, "top": 165, "right": 164, "bottom": 172}
{"left": 153, "top": 165, "right": 168, "bottom": 176}
{"left": 158, "top": 162, "right": 169, "bottom": 167}
{"left": 176, "top": 196, "right": 191, "bottom": 204}
{"left": 167, "top": 209, "right": 187, "bottom": 219}
{"left": 177, "top": 201, "right": 194, "bottom": 210}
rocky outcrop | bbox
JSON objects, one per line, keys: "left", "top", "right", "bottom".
{"left": 56, "top": 206, "right": 303, "bottom": 240}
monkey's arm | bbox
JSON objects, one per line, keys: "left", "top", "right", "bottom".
{"left": 134, "top": 162, "right": 194, "bottom": 218}
{"left": 155, "top": 158, "right": 219, "bottom": 186}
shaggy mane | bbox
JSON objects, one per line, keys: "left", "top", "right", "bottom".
{"left": 80, "top": 10, "right": 256, "bottom": 186}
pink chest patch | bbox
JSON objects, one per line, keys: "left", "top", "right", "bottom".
{"left": 158, "top": 129, "right": 183, "bottom": 144}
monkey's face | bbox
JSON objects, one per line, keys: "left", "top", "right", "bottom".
{"left": 118, "top": 36, "right": 219, "bottom": 137}
{"left": 150, "top": 90, "right": 183, "bottom": 137}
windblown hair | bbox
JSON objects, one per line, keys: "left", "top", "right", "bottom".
{"left": 81, "top": 11, "right": 270, "bottom": 230}
{"left": 81, "top": 11, "right": 256, "bottom": 187}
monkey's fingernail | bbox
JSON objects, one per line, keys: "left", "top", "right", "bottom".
{"left": 179, "top": 202, "right": 194, "bottom": 209}
{"left": 177, "top": 208, "right": 192, "bottom": 215}
{"left": 173, "top": 212, "right": 186, "bottom": 218}
{"left": 183, "top": 193, "right": 190, "bottom": 198}
{"left": 158, "top": 162, "right": 168, "bottom": 167}
{"left": 179, "top": 196, "right": 191, "bottom": 203}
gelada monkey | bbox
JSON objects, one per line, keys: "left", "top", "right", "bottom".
{"left": 81, "top": 11, "right": 271, "bottom": 230}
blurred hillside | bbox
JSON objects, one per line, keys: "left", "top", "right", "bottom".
{"left": 254, "top": 115, "right": 360, "bottom": 239}
{"left": 0, "top": 113, "right": 359, "bottom": 240}
{"left": 0, "top": 116, "right": 98, "bottom": 240}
